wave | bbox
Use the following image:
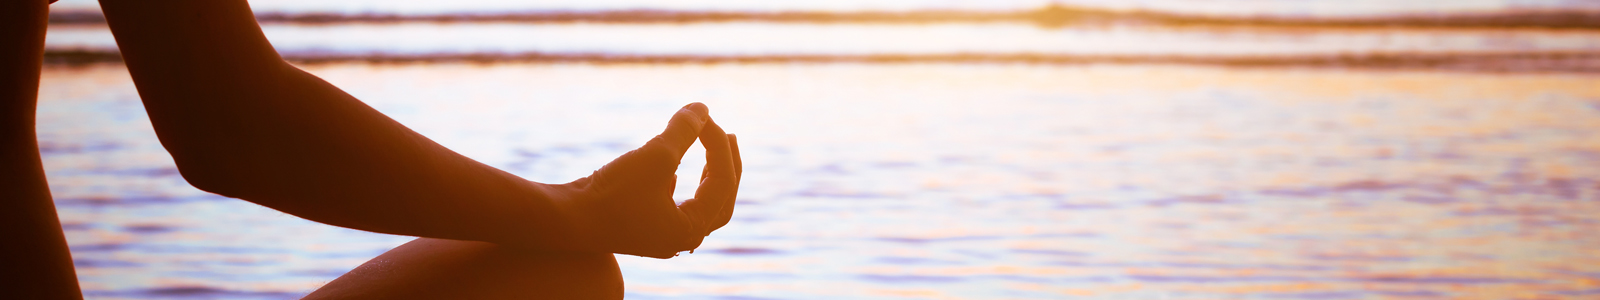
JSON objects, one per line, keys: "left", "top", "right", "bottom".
{"left": 43, "top": 49, "right": 1600, "bottom": 72}
{"left": 47, "top": 4, "right": 1600, "bottom": 29}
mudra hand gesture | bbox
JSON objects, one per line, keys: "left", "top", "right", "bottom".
{"left": 556, "top": 103, "right": 742, "bottom": 258}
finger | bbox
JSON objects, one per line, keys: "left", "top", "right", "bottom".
{"left": 642, "top": 102, "right": 710, "bottom": 161}
{"left": 697, "top": 121, "right": 734, "bottom": 198}
{"left": 695, "top": 121, "right": 737, "bottom": 234}
{"left": 729, "top": 134, "right": 742, "bottom": 182}
{"left": 679, "top": 121, "right": 734, "bottom": 235}
{"left": 624, "top": 207, "right": 701, "bottom": 259}
{"left": 676, "top": 230, "right": 706, "bottom": 255}
{"left": 711, "top": 133, "right": 742, "bottom": 232}
{"left": 592, "top": 103, "right": 709, "bottom": 191}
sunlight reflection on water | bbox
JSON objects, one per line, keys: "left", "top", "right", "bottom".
{"left": 44, "top": 23, "right": 1600, "bottom": 57}
{"left": 38, "top": 62, "right": 1600, "bottom": 299}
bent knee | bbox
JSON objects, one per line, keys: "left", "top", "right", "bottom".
{"left": 306, "top": 240, "right": 624, "bottom": 300}
{"left": 493, "top": 251, "right": 624, "bottom": 299}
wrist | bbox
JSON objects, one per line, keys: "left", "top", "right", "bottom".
{"left": 522, "top": 179, "right": 606, "bottom": 252}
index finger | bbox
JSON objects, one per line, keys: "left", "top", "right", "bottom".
{"left": 644, "top": 102, "right": 710, "bottom": 161}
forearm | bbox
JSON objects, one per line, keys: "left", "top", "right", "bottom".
{"left": 97, "top": 0, "right": 589, "bottom": 250}
{"left": 1, "top": 0, "right": 85, "bottom": 297}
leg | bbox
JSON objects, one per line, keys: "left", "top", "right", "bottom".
{"left": 304, "top": 238, "right": 623, "bottom": 300}
{"left": 0, "top": 0, "right": 83, "bottom": 297}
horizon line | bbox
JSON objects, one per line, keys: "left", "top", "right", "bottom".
{"left": 46, "top": 4, "right": 1600, "bottom": 30}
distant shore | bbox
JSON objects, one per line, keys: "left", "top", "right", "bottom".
{"left": 46, "top": 4, "right": 1600, "bottom": 30}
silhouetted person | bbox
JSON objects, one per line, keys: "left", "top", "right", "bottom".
{"left": 3, "top": 0, "right": 743, "bottom": 298}
{"left": 1, "top": 0, "right": 83, "bottom": 298}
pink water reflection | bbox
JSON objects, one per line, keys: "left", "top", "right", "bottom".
{"left": 44, "top": 23, "right": 1600, "bottom": 57}
{"left": 38, "top": 62, "right": 1600, "bottom": 299}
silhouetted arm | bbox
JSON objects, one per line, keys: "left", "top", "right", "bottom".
{"left": 1, "top": 0, "right": 84, "bottom": 297}
{"left": 97, "top": 0, "right": 741, "bottom": 258}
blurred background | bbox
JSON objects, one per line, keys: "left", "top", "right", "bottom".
{"left": 35, "top": 0, "right": 1600, "bottom": 299}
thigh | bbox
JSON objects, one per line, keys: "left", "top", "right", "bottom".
{"left": 305, "top": 238, "right": 623, "bottom": 300}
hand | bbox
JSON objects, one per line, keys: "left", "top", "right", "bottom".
{"left": 556, "top": 103, "right": 742, "bottom": 259}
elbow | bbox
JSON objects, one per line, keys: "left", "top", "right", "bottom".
{"left": 170, "top": 154, "right": 255, "bottom": 199}
{"left": 158, "top": 132, "right": 281, "bottom": 199}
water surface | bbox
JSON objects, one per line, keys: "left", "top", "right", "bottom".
{"left": 46, "top": 23, "right": 1600, "bottom": 57}
{"left": 40, "top": 62, "right": 1600, "bottom": 299}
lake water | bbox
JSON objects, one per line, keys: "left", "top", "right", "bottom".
{"left": 39, "top": 62, "right": 1600, "bottom": 299}
{"left": 43, "top": 23, "right": 1600, "bottom": 58}
{"left": 33, "top": 1, "right": 1600, "bottom": 298}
